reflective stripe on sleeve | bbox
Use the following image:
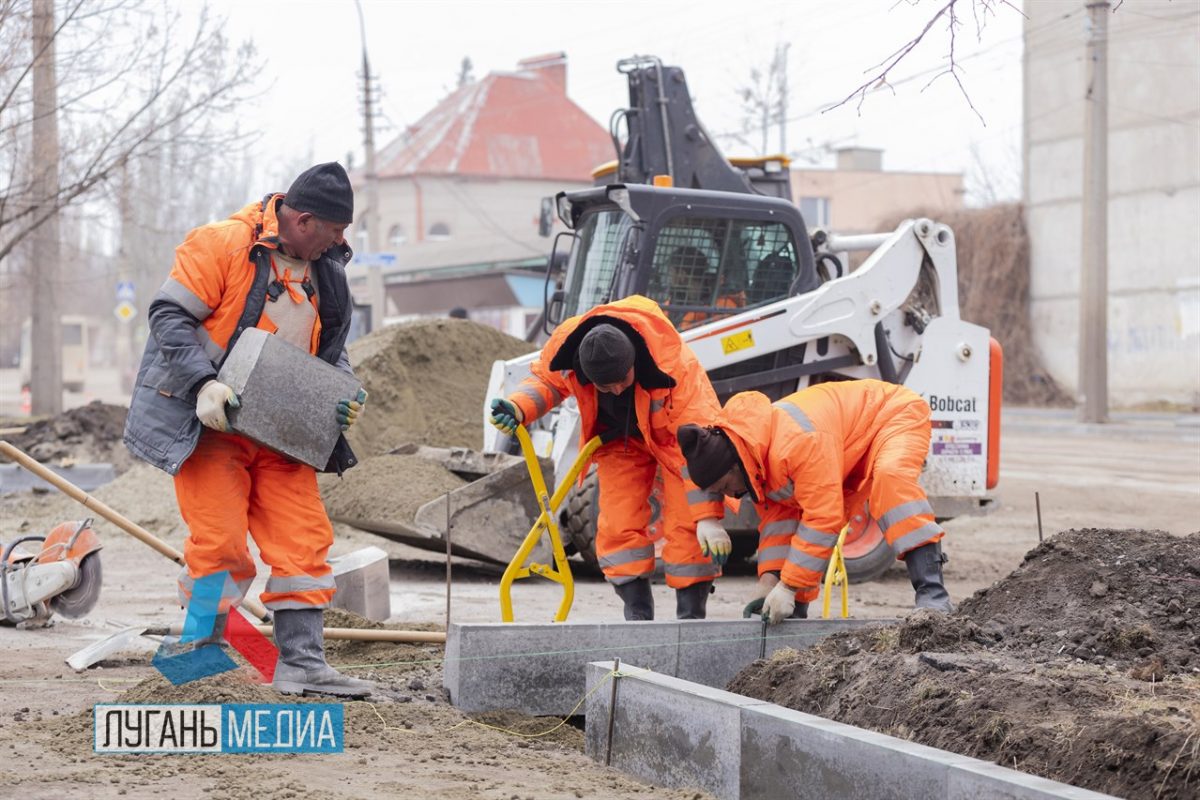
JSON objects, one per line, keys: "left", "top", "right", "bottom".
{"left": 159, "top": 278, "right": 214, "bottom": 321}
{"left": 766, "top": 480, "right": 794, "bottom": 502}
{"left": 774, "top": 401, "right": 814, "bottom": 433}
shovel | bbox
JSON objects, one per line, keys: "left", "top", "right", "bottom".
{"left": 0, "top": 441, "right": 447, "bottom": 669}
{"left": 66, "top": 612, "right": 446, "bottom": 671}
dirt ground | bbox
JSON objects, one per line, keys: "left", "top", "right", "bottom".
{"left": 0, "top": 407, "right": 1197, "bottom": 798}
{"left": 730, "top": 528, "right": 1200, "bottom": 799}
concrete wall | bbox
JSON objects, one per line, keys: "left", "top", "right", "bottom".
{"left": 1024, "top": 0, "right": 1200, "bottom": 407}
{"left": 791, "top": 167, "right": 964, "bottom": 233}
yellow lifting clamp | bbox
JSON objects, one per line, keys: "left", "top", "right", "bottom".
{"left": 499, "top": 426, "right": 603, "bottom": 623}
{"left": 821, "top": 525, "right": 851, "bottom": 619}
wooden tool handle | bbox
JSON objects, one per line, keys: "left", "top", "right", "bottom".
{"left": 0, "top": 440, "right": 271, "bottom": 621}
{"left": 156, "top": 623, "right": 446, "bottom": 643}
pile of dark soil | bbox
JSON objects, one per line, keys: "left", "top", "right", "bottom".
{"left": 345, "top": 318, "right": 535, "bottom": 456}
{"left": 2, "top": 401, "right": 134, "bottom": 473}
{"left": 729, "top": 528, "right": 1199, "bottom": 799}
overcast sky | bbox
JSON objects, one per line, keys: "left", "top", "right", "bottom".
{"left": 203, "top": 0, "right": 1032, "bottom": 203}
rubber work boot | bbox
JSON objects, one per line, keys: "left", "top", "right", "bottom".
{"left": 612, "top": 578, "right": 654, "bottom": 621}
{"left": 791, "top": 602, "right": 809, "bottom": 619}
{"left": 675, "top": 581, "right": 713, "bottom": 620}
{"left": 904, "top": 542, "right": 953, "bottom": 612}
{"left": 271, "top": 609, "right": 375, "bottom": 698}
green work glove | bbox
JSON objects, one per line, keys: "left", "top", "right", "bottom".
{"left": 742, "top": 597, "right": 765, "bottom": 618}
{"left": 337, "top": 388, "right": 368, "bottom": 431}
{"left": 489, "top": 398, "right": 522, "bottom": 434}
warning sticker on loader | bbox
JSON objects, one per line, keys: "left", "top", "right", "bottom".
{"left": 721, "top": 330, "right": 755, "bottom": 355}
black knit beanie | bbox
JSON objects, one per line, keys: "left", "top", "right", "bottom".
{"left": 677, "top": 424, "right": 740, "bottom": 490}
{"left": 578, "top": 324, "right": 636, "bottom": 385}
{"left": 283, "top": 162, "right": 354, "bottom": 224}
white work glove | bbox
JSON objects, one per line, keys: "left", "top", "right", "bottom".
{"left": 195, "top": 380, "right": 239, "bottom": 432}
{"left": 696, "top": 518, "right": 732, "bottom": 566}
{"left": 761, "top": 580, "right": 797, "bottom": 625}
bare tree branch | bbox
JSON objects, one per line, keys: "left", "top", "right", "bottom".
{"left": 824, "top": 0, "right": 1023, "bottom": 119}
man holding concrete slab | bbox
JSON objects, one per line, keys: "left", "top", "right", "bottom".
{"left": 678, "top": 380, "right": 952, "bottom": 623}
{"left": 123, "top": 162, "right": 373, "bottom": 697}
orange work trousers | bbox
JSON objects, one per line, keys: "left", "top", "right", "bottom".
{"left": 594, "top": 438, "right": 720, "bottom": 589}
{"left": 868, "top": 399, "right": 945, "bottom": 559}
{"left": 173, "top": 430, "right": 337, "bottom": 612}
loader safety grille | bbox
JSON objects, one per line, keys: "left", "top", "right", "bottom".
{"left": 647, "top": 217, "right": 799, "bottom": 330}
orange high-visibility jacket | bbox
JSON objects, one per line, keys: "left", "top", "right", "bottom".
{"left": 719, "top": 380, "right": 933, "bottom": 588}
{"left": 507, "top": 295, "right": 724, "bottom": 523}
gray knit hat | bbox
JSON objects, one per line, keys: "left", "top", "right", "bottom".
{"left": 578, "top": 324, "right": 636, "bottom": 385}
{"left": 677, "top": 424, "right": 739, "bottom": 490}
{"left": 283, "top": 162, "right": 354, "bottom": 224}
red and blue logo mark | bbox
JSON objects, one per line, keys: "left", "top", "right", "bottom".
{"left": 152, "top": 571, "right": 278, "bottom": 685}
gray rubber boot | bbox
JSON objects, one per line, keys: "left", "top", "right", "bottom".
{"left": 675, "top": 582, "right": 712, "bottom": 620}
{"left": 904, "top": 542, "right": 953, "bottom": 612}
{"left": 271, "top": 609, "right": 375, "bottom": 698}
{"left": 612, "top": 578, "right": 654, "bottom": 621}
{"left": 159, "top": 611, "right": 228, "bottom": 656}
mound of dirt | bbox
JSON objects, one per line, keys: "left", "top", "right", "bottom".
{"left": 729, "top": 528, "right": 1199, "bottom": 799}
{"left": 2, "top": 401, "right": 134, "bottom": 473}
{"left": 320, "top": 453, "right": 466, "bottom": 525}
{"left": 345, "top": 318, "right": 535, "bottom": 457}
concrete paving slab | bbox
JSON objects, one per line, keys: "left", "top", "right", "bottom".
{"left": 947, "top": 760, "right": 1116, "bottom": 800}
{"left": 445, "top": 621, "right": 680, "bottom": 715}
{"left": 219, "top": 328, "right": 361, "bottom": 469}
{"left": 742, "top": 704, "right": 972, "bottom": 800}
{"left": 581, "top": 661, "right": 1119, "bottom": 800}
{"left": 585, "top": 661, "right": 769, "bottom": 800}
{"left": 444, "top": 618, "right": 879, "bottom": 716}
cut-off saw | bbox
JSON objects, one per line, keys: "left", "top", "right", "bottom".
{"left": 2, "top": 518, "right": 102, "bottom": 626}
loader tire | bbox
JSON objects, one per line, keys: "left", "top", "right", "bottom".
{"left": 844, "top": 537, "right": 896, "bottom": 583}
{"left": 562, "top": 469, "right": 600, "bottom": 569}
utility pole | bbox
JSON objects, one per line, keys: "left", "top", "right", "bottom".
{"left": 30, "top": 0, "right": 62, "bottom": 416}
{"left": 115, "top": 164, "right": 134, "bottom": 394}
{"left": 354, "top": 0, "right": 386, "bottom": 333}
{"left": 1078, "top": 0, "right": 1110, "bottom": 423}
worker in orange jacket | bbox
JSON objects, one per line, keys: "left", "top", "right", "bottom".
{"left": 677, "top": 380, "right": 952, "bottom": 623}
{"left": 123, "top": 163, "right": 372, "bottom": 697}
{"left": 488, "top": 296, "right": 730, "bottom": 620}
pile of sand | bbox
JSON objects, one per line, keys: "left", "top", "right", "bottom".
{"left": 345, "top": 318, "right": 535, "bottom": 457}
{"left": 320, "top": 453, "right": 466, "bottom": 526}
{"left": 729, "top": 528, "right": 1199, "bottom": 799}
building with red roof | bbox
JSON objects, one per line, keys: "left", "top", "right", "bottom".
{"left": 347, "top": 54, "right": 612, "bottom": 336}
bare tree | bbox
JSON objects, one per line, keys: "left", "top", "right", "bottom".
{"left": 0, "top": 0, "right": 259, "bottom": 410}
{"left": 826, "top": 0, "right": 1021, "bottom": 120}
{"left": 736, "top": 43, "right": 791, "bottom": 154}
{"left": 0, "top": 0, "right": 259, "bottom": 263}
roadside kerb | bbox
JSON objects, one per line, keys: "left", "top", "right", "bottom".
{"left": 444, "top": 618, "right": 877, "bottom": 716}
{"left": 583, "top": 661, "right": 1117, "bottom": 800}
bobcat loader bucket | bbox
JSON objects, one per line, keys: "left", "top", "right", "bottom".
{"left": 331, "top": 443, "right": 557, "bottom": 565}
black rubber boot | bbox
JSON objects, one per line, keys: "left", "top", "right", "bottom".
{"left": 904, "top": 542, "right": 953, "bottom": 612}
{"left": 791, "top": 602, "right": 809, "bottom": 619}
{"left": 612, "top": 578, "right": 654, "bottom": 621}
{"left": 674, "top": 582, "right": 713, "bottom": 620}
{"left": 272, "top": 609, "right": 375, "bottom": 697}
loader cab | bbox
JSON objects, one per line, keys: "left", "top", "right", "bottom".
{"left": 548, "top": 184, "right": 817, "bottom": 332}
